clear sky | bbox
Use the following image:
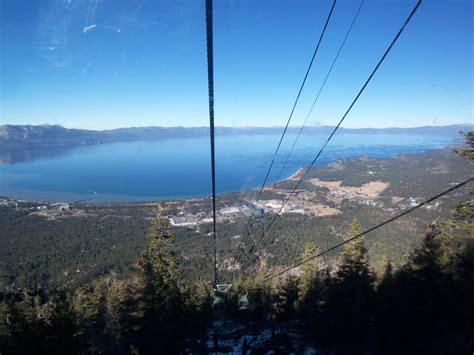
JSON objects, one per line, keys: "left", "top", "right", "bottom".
{"left": 0, "top": 0, "right": 472, "bottom": 130}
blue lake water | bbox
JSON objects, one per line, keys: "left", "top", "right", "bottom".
{"left": 0, "top": 133, "right": 462, "bottom": 202}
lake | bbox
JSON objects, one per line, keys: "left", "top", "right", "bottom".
{"left": 0, "top": 133, "right": 462, "bottom": 202}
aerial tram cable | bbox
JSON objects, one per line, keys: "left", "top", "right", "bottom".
{"left": 206, "top": 0, "right": 234, "bottom": 308}
{"left": 245, "top": 0, "right": 337, "bottom": 227}
{"left": 205, "top": 0, "right": 219, "bottom": 290}
{"left": 275, "top": 0, "right": 365, "bottom": 182}
{"left": 258, "top": 176, "right": 473, "bottom": 284}
{"left": 249, "top": 0, "right": 423, "bottom": 252}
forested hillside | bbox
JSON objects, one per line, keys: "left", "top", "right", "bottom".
{"left": 1, "top": 193, "right": 472, "bottom": 354}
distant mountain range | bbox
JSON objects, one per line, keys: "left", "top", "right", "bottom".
{"left": 0, "top": 124, "right": 471, "bottom": 149}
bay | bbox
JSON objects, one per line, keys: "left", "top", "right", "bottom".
{"left": 0, "top": 132, "right": 461, "bottom": 202}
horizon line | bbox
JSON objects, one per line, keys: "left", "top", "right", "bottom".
{"left": 1, "top": 122, "right": 472, "bottom": 132}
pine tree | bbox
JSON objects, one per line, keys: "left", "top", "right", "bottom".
{"left": 316, "top": 218, "right": 375, "bottom": 351}
{"left": 274, "top": 275, "right": 299, "bottom": 321}
{"left": 375, "top": 229, "right": 456, "bottom": 355}
{"left": 120, "top": 217, "right": 186, "bottom": 354}
{"left": 454, "top": 130, "right": 474, "bottom": 160}
{"left": 72, "top": 273, "right": 126, "bottom": 353}
{"left": 338, "top": 217, "right": 370, "bottom": 278}
{"left": 296, "top": 241, "right": 331, "bottom": 335}
{"left": 0, "top": 289, "right": 78, "bottom": 355}
{"left": 298, "top": 242, "right": 319, "bottom": 299}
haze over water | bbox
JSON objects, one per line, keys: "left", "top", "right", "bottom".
{"left": 0, "top": 132, "right": 462, "bottom": 202}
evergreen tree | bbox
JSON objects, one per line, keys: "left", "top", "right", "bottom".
{"left": 73, "top": 272, "right": 126, "bottom": 354}
{"left": 296, "top": 242, "right": 331, "bottom": 337}
{"left": 316, "top": 218, "right": 375, "bottom": 352}
{"left": 376, "top": 230, "right": 456, "bottom": 355}
{"left": 0, "top": 289, "right": 78, "bottom": 355}
{"left": 120, "top": 217, "right": 186, "bottom": 354}
{"left": 454, "top": 130, "right": 474, "bottom": 160}
{"left": 298, "top": 242, "right": 319, "bottom": 299}
{"left": 338, "top": 217, "right": 370, "bottom": 278}
{"left": 274, "top": 275, "right": 299, "bottom": 321}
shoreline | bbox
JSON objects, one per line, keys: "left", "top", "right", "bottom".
{"left": 0, "top": 145, "right": 462, "bottom": 205}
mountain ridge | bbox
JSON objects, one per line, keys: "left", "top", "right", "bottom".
{"left": 1, "top": 123, "right": 470, "bottom": 148}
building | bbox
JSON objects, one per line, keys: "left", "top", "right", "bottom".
{"left": 51, "top": 203, "right": 70, "bottom": 211}
{"left": 220, "top": 206, "right": 240, "bottom": 215}
{"left": 169, "top": 215, "right": 197, "bottom": 227}
{"left": 289, "top": 208, "right": 306, "bottom": 214}
{"left": 200, "top": 217, "right": 214, "bottom": 224}
{"left": 263, "top": 199, "right": 283, "bottom": 210}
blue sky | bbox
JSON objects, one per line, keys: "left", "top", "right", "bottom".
{"left": 0, "top": 0, "right": 472, "bottom": 129}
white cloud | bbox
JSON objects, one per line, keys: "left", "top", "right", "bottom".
{"left": 83, "top": 24, "right": 97, "bottom": 34}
